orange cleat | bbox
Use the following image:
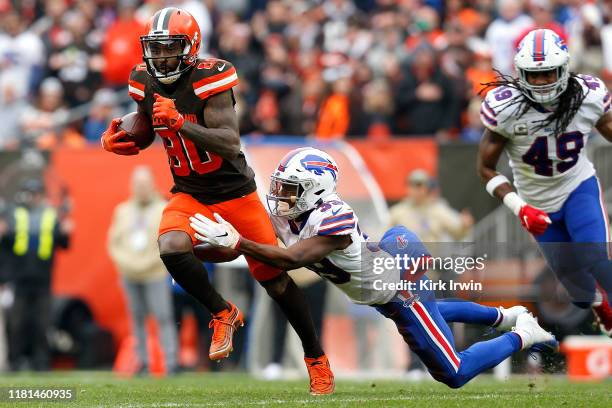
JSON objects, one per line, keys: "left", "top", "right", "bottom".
{"left": 304, "top": 354, "right": 335, "bottom": 395}
{"left": 208, "top": 302, "right": 244, "bottom": 361}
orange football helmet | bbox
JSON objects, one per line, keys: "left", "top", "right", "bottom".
{"left": 140, "top": 7, "right": 201, "bottom": 84}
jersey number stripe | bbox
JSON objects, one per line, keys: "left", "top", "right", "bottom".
{"left": 158, "top": 129, "right": 223, "bottom": 176}
{"left": 522, "top": 131, "right": 584, "bottom": 176}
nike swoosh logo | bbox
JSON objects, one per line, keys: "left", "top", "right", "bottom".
{"left": 217, "top": 63, "right": 226, "bottom": 71}
{"left": 216, "top": 232, "right": 228, "bottom": 238}
{"left": 331, "top": 208, "right": 341, "bottom": 216}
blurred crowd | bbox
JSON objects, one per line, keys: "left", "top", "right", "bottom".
{"left": 1, "top": 0, "right": 612, "bottom": 149}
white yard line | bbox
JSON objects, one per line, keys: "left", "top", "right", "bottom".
{"left": 113, "top": 394, "right": 509, "bottom": 408}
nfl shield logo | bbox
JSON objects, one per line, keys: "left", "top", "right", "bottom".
{"left": 396, "top": 234, "right": 408, "bottom": 249}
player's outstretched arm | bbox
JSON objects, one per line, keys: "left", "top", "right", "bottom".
{"left": 236, "top": 235, "right": 351, "bottom": 271}
{"left": 596, "top": 111, "right": 612, "bottom": 141}
{"left": 477, "top": 129, "right": 550, "bottom": 235}
{"left": 189, "top": 213, "right": 350, "bottom": 270}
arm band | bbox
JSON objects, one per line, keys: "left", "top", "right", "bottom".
{"left": 502, "top": 192, "right": 526, "bottom": 216}
{"left": 485, "top": 174, "right": 511, "bottom": 197}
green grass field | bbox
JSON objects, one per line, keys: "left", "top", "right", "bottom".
{"left": 0, "top": 372, "right": 609, "bottom": 407}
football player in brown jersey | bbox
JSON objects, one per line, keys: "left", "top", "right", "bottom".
{"left": 101, "top": 8, "right": 333, "bottom": 394}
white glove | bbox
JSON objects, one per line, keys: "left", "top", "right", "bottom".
{"left": 189, "top": 212, "right": 241, "bottom": 249}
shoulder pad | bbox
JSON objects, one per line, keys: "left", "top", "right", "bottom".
{"left": 480, "top": 86, "right": 522, "bottom": 137}
{"left": 575, "top": 74, "right": 610, "bottom": 115}
{"left": 191, "top": 58, "right": 239, "bottom": 100}
{"left": 128, "top": 63, "right": 148, "bottom": 102}
{"left": 312, "top": 199, "right": 356, "bottom": 237}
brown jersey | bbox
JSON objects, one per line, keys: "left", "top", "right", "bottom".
{"left": 128, "top": 58, "right": 256, "bottom": 204}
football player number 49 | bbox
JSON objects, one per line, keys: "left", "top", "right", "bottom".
{"left": 158, "top": 129, "right": 223, "bottom": 176}
{"left": 522, "top": 131, "right": 584, "bottom": 177}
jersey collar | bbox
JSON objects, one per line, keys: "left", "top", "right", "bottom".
{"left": 289, "top": 210, "right": 314, "bottom": 234}
{"left": 532, "top": 101, "right": 557, "bottom": 114}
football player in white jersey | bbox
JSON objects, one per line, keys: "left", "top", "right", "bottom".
{"left": 190, "top": 147, "right": 557, "bottom": 389}
{"left": 478, "top": 28, "right": 612, "bottom": 335}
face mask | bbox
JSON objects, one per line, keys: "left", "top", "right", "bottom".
{"left": 268, "top": 195, "right": 300, "bottom": 219}
{"left": 275, "top": 200, "right": 293, "bottom": 217}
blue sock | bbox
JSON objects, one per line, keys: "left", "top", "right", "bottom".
{"left": 437, "top": 299, "right": 500, "bottom": 326}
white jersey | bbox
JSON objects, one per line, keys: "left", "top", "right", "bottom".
{"left": 480, "top": 74, "right": 610, "bottom": 212}
{"left": 269, "top": 194, "right": 400, "bottom": 305}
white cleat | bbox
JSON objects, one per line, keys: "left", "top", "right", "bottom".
{"left": 495, "top": 306, "right": 529, "bottom": 331}
{"left": 513, "top": 313, "right": 559, "bottom": 352}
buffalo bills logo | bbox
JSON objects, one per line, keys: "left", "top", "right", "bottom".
{"left": 300, "top": 154, "right": 338, "bottom": 180}
{"left": 554, "top": 34, "right": 567, "bottom": 51}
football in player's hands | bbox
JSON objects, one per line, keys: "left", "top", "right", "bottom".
{"left": 118, "top": 112, "right": 155, "bottom": 149}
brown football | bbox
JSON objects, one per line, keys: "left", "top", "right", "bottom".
{"left": 118, "top": 112, "right": 155, "bottom": 149}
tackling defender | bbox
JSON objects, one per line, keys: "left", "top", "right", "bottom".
{"left": 100, "top": 8, "right": 333, "bottom": 393}
{"left": 477, "top": 28, "right": 612, "bottom": 335}
{"left": 190, "top": 147, "right": 557, "bottom": 389}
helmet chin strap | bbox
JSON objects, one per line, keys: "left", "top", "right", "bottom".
{"left": 158, "top": 72, "right": 181, "bottom": 84}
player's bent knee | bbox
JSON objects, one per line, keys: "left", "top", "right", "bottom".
{"left": 259, "top": 272, "right": 290, "bottom": 297}
{"left": 158, "top": 231, "right": 193, "bottom": 255}
{"left": 445, "top": 375, "right": 468, "bottom": 389}
{"left": 434, "top": 371, "right": 468, "bottom": 389}
{"left": 383, "top": 225, "right": 410, "bottom": 236}
{"left": 380, "top": 225, "right": 430, "bottom": 259}
{"left": 383, "top": 225, "right": 423, "bottom": 242}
